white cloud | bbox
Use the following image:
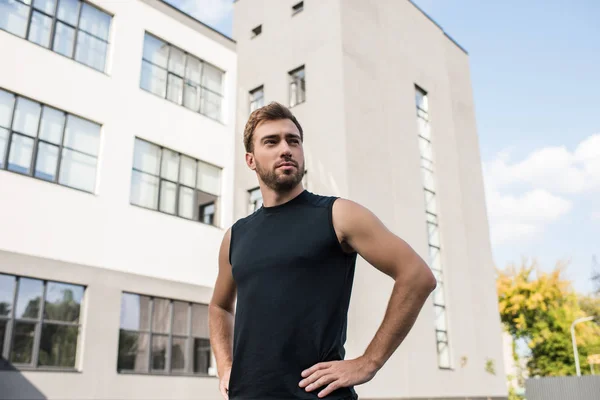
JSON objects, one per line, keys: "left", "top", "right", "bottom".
{"left": 485, "top": 133, "right": 600, "bottom": 194}
{"left": 172, "top": 0, "right": 233, "bottom": 25}
{"left": 592, "top": 211, "right": 600, "bottom": 221}
{"left": 484, "top": 182, "right": 572, "bottom": 245}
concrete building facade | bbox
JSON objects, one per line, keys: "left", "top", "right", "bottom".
{"left": 0, "top": 0, "right": 235, "bottom": 398}
{"left": 232, "top": 1, "right": 507, "bottom": 399}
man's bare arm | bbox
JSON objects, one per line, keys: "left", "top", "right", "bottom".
{"left": 209, "top": 228, "right": 237, "bottom": 398}
{"left": 334, "top": 199, "right": 437, "bottom": 370}
{"left": 300, "top": 199, "right": 436, "bottom": 398}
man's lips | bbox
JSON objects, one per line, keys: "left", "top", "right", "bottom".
{"left": 277, "top": 162, "right": 297, "bottom": 168}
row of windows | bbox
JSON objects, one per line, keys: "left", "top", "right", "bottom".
{"left": 415, "top": 86, "right": 451, "bottom": 370}
{"left": 0, "top": 88, "right": 223, "bottom": 227}
{"left": 1, "top": 1, "right": 226, "bottom": 122}
{"left": 0, "top": 273, "right": 214, "bottom": 375}
{"left": 248, "top": 65, "right": 305, "bottom": 113}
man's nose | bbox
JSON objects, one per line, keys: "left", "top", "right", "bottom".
{"left": 279, "top": 142, "right": 292, "bottom": 157}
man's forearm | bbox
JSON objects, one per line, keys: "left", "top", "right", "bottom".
{"left": 362, "top": 268, "right": 436, "bottom": 371}
{"left": 208, "top": 304, "right": 235, "bottom": 376}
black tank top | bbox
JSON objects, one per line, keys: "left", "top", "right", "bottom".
{"left": 228, "top": 190, "right": 358, "bottom": 400}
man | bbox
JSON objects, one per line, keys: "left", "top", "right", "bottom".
{"left": 209, "top": 102, "right": 436, "bottom": 400}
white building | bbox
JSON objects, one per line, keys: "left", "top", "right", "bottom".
{"left": 233, "top": 1, "right": 507, "bottom": 399}
{"left": 0, "top": 0, "right": 235, "bottom": 398}
{"left": 1, "top": 0, "right": 508, "bottom": 399}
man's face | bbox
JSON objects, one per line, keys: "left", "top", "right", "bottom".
{"left": 247, "top": 119, "right": 305, "bottom": 192}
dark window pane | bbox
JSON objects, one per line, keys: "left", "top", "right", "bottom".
{"left": 39, "top": 106, "right": 65, "bottom": 145}
{"left": 78, "top": 3, "right": 110, "bottom": 41}
{"left": 28, "top": 11, "right": 53, "bottom": 48}
{"left": 10, "top": 322, "right": 36, "bottom": 364}
{"left": 117, "top": 330, "right": 149, "bottom": 373}
{"left": 151, "top": 298, "right": 170, "bottom": 334}
{"left": 191, "top": 304, "right": 208, "bottom": 338}
{"left": 0, "top": 320, "right": 7, "bottom": 357}
{"left": 58, "top": 148, "right": 97, "bottom": 192}
{"left": 151, "top": 334, "right": 168, "bottom": 371}
{"left": 142, "top": 34, "right": 168, "bottom": 68}
{"left": 140, "top": 60, "right": 167, "bottom": 98}
{"left": 8, "top": 133, "right": 34, "bottom": 174}
{"left": 130, "top": 170, "right": 159, "bottom": 209}
{"left": 0, "top": 127, "right": 7, "bottom": 169}
{"left": 119, "top": 293, "right": 150, "bottom": 331}
{"left": 43, "top": 281, "right": 83, "bottom": 322}
{"left": 0, "top": 274, "right": 16, "bottom": 317}
{"left": 133, "top": 138, "right": 160, "bottom": 175}
{"left": 0, "top": 0, "right": 30, "bottom": 38}
{"left": 167, "top": 74, "right": 183, "bottom": 105}
{"left": 171, "top": 337, "right": 186, "bottom": 371}
{"left": 159, "top": 180, "right": 176, "bottom": 215}
{"left": 172, "top": 301, "right": 188, "bottom": 336}
{"left": 34, "top": 142, "right": 59, "bottom": 181}
{"left": 13, "top": 97, "right": 41, "bottom": 136}
{"left": 38, "top": 324, "right": 78, "bottom": 367}
{"left": 56, "top": 0, "right": 79, "bottom": 25}
{"left": 15, "top": 278, "right": 43, "bottom": 319}
{"left": 0, "top": 89, "right": 16, "bottom": 129}
{"left": 193, "top": 338, "right": 211, "bottom": 374}
{"left": 75, "top": 31, "right": 107, "bottom": 72}
{"left": 33, "top": 0, "right": 56, "bottom": 15}
{"left": 200, "top": 203, "right": 215, "bottom": 225}
{"left": 53, "top": 22, "right": 76, "bottom": 58}
{"left": 63, "top": 115, "right": 100, "bottom": 156}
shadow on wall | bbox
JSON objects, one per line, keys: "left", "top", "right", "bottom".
{"left": 0, "top": 359, "right": 47, "bottom": 400}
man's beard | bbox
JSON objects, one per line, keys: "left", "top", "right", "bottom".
{"left": 255, "top": 159, "right": 305, "bottom": 192}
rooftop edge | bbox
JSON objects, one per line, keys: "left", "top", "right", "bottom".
{"left": 407, "top": 0, "right": 468, "bottom": 55}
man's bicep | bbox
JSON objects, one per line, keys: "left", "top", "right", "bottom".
{"left": 334, "top": 199, "right": 425, "bottom": 280}
{"left": 210, "top": 228, "right": 237, "bottom": 313}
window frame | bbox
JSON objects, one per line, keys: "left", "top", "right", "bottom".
{"left": 0, "top": 273, "right": 85, "bottom": 371}
{"left": 414, "top": 85, "right": 452, "bottom": 370}
{"left": 0, "top": 0, "right": 112, "bottom": 73}
{"left": 140, "top": 32, "right": 225, "bottom": 124}
{"left": 248, "top": 85, "right": 264, "bottom": 113}
{"left": 292, "top": 1, "right": 304, "bottom": 16}
{"left": 117, "top": 292, "right": 214, "bottom": 377}
{"left": 0, "top": 87, "right": 101, "bottom": 194}
{"left": 130, "top": 137, "right": 222, "bottom": 228}
{"left": 288, "top": 65, "right": 306, "bottom": 107}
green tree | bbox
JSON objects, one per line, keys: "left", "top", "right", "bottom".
{"left": 497, "top": 260, "right": 600, "bottom": 377}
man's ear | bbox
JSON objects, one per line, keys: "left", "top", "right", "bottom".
{"left": 245, "top": 153, "right": 256, "bottom": 170}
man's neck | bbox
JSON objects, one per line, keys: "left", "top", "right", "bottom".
{"left": 261, "top": 184, "right": 305, "bottom": 207}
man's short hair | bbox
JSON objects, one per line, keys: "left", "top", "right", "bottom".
{"left": 243, "top": 102, "right": 304, "bottom": 153}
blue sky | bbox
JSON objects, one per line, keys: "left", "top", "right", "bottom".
{"left": 170, "top": 0, "right": 600, "bottom": 294}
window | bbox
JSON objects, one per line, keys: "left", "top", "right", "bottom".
{"left": 130, "top": 138, "right": 222, "bottom": 226}
{"left": 415, "top": 85, "right": 450, "bottom": 369}
{"left": 249, "top": 85, "right": 264, "bottom": 113}
{"left": 117, "top": 293, "right": 213, "bottom": 376}
{"left": 0, "top": 273, "right": 84, "bottom": 369}
{"left": 0, "top": 0, "right": 111, "bottom": 72}
{"left": 0, "top": 88, "right": 100, "bottom": 193}
{"left": 289, "top": 66, "right": 305, "bottom": 107}
{"left": 140, "top": 33, "right": 225, "bottom": 123}
{"left": 248, "top": 187, "right": 263, "bottom": 215}
{"left": 251, "top": 24, "right": 261, "bottom": 38}
{"left": 292, "top": 1, "right": 304, "bottom": 15}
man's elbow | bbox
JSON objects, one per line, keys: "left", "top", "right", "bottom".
{"left": 415, "top": 260, "right": 437, "bottom": 295}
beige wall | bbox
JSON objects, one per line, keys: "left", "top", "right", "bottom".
{"left": 233, "top": 0, "right": 507, "bottom": 398}
{"left": 0, "top": 250, "right": 219, "bottom": 400}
